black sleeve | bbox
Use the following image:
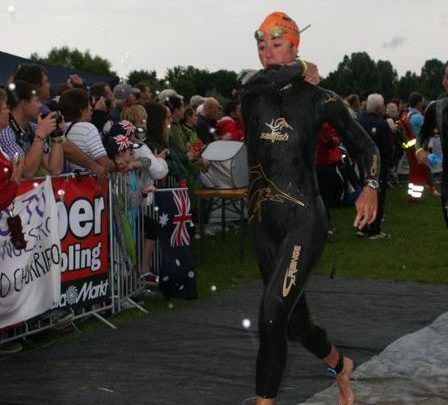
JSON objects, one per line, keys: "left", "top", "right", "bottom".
{"left": 419, "top": 102, "right": 437, "bottom": 149}
{"left": 196, "top": 119, "right": 214, "bottom": 144}
{"left": 320, "top": 90, "right": 380, "bottom": 183}
{"left": 379, "top": 120, "right": 393, "bottom": 167}
{"left": 91, "top": 110, "right": 110, "bottom": 134}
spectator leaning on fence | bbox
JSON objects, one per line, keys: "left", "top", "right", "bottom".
{"left": 144, "top": 101, "right": 189, "bottom": 182}
{"left": 13, "top": 63, "right": 108, "bottom": 179}
{"left": 121, "top": 104, "right": 169, "bottom": 180}
{"left": 58, "top": 88, "right": 115, "bottom": 173}
{"left": 165, "top": 96, "right": 209, "bottom": 188}
{"left": 0, "top": 80, "right": 64, "bottom": 178}
{"left": 105, "top": 120, "right": 159, "bottom": 280}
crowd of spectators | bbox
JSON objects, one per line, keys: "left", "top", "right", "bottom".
{"left": 1, "top": 60, "right": 446, "bottom": 353}
{"left": 0, "top": 63, "right": 247, "bottom": 353}
{"left": 0, "top": 62, "right": 245, "bottom": 206}
{"left": 317, "top": 87, "right": 444, "bottom": 239}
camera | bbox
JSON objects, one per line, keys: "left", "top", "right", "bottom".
{"left": 42, "top": 110, "right": 64, "bottom": 138}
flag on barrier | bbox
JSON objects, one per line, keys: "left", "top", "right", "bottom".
{"left": 154, "top": 188, "right": 197, "bottom": 300}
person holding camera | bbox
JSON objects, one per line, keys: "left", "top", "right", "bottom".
{"left": 13, "top": 63, "right": 108, "bottom": 180}
{"left": 0, "top": 80, "right": 64, "bottom": 178}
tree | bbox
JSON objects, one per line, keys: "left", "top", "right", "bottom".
{"left": 162, "top": 66, "right": 237, "bottom": 103}
{"left": 376, "top": 60, "right": 398, "bottom": 101}
{"left": 127, "top": 69, "right": 160, "bottom": 91}
{"left": 419, "top": 58, "right": 445, "bottom": 101}
{"left": 30, "top": 46, "right": 117, "bottom": 77}
{"left": 320, "top": 52, "right": 381, "bottom": 97}
{"left": 209, "top": 69, "right": 238, "bottom": 99}
{"left": 164, "top": 66, "right": 203, "bottom": 101}
{"left": 397, "top": 71, "right": 420, "bottom": 102}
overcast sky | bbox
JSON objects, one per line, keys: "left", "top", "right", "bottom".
{"left": 1, "top": 0, "right": 447, "bottom": 80}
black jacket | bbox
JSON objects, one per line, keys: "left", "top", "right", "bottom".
{"left": 359, "top": 112, "right": 392, "bottom": 182}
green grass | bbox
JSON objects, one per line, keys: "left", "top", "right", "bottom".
{"left": 316, "top": 185, "right": 448, "bottom": 284}
{"left": 13, "top": 185, "right": 448, "bottom": 349}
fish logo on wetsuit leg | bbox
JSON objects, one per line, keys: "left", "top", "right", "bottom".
{"left": 282, "top": 245, "right": 302, "bottom": 297}
{"left": 260, "top": 118, "right": 293, "bottom": 143}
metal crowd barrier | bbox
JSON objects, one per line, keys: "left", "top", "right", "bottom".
{"left": 0, "top": 171, "right": 181, "bottom": 345}
{"left": 0, "top": 173, "right": 115, "bottom": 345}
{"left": 104, "top": 172, "right": 178, "bottom": 314}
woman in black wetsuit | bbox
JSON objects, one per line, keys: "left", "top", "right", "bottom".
{"left": 240, "top": 12, "right": 380, "bottom": 405}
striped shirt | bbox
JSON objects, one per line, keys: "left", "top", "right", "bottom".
{"left": 65, "top": 121, "right": 107, "bottom": 172}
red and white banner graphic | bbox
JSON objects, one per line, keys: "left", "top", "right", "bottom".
{"left": 51, "top": 176, "right": 109, "bottom": 309}
{"left": 0, "top": 175, "right": 109, "bottom": 328}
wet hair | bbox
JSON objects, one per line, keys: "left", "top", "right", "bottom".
{"left": 13, "top": 63, "right": 48, "bottom": 88}
{"left": 6, "top": 80, "right": 38, "bottom": 109}
{"left": 408, "top": 91, "right": 423, "bottom": 108}
{"left": 59, "top": 88, "right": 90, "bottom": 121}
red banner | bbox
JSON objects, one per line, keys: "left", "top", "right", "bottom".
{"left": 18, "top": 175, "right": 109, "bottom": 308}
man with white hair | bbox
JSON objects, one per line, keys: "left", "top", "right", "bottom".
{"left": 358, "top": 93, "right": 392, "bottom": 239}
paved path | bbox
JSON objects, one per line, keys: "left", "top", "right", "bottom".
{"left": 0, "top": 276, "right": 447, "bottom": 404}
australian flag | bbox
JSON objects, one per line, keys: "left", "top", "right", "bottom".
{"left": 154, "top": 188, "right": 197, "bottom": 300}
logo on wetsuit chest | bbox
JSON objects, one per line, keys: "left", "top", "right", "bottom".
{"left": 260, "top": 118, "right": 293, "bottom": 143}
{"left": 282, "top": 245, "right": 302, "bottom": 297}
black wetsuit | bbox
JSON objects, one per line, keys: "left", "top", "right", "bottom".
{"left": 419, "top": 98, "right": 448, "bottom": 226}
{"left": 240, "top": 63, "right": 380, "bottom": 398}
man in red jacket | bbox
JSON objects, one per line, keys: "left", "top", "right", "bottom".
{"left": 216, "top": 100, "right": 245, "bottom": 141}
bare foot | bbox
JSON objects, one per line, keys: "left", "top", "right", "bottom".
{"left": 336, "top": 357, "right": 354, "bottom": 405}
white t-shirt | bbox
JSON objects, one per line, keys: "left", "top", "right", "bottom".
{"left": 134, "top": 144, "right": 169, "bottom": 180}
{"left": 65, "top": 121, "right": 107, "bottom": 171}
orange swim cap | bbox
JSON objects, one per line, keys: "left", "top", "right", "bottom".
{"left": 256, "top": 11, "right": 300, "bottom": 48}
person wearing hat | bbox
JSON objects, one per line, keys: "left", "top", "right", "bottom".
{"left": 106, "top": 120, "right": 159, "bottom": 281}
{"left": 240, "top": 11, "right": 380, "bottom": 405}
{"left": 107, "top": 84, "right": 141, "bottom": 131}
